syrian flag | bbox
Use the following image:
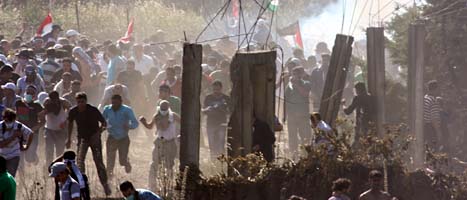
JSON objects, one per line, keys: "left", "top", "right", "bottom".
{"left": 119, "top": 18, "right": 134, "bottom": 43}
{"left": 36, "top": 13, "right": 53, "bottom": 37}
{"left": 268, "top": 0, "right": 279, "bottom": 11}
{"left": 278, "top": 21, "right": 304, "bottom": 49}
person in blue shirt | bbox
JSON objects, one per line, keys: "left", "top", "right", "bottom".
{"left": 102, "top": 94, "right": 138, "bottom": 177}
{"left": 106, "top": 44, "right": 126, "bottom": 86}
{"left": 119, "top": 180, "right": 162, "bottom": 200}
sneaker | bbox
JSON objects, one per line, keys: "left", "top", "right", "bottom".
{"left": 125, "top": 164, "right": 132, "bottom": 173}
{"left": 104, "top": 185, "right": 112, "bottom": 196}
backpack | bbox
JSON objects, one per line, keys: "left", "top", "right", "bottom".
{"left": 54, "top": 166, "right": 91, "bottom": 200}
{"left": 1, "top": 122, "right": 24, "bottom": 147}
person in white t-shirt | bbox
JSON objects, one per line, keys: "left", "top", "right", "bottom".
{"left": 0, "top": 108, "right": 33, "bottom": 177}
{"left": 132, "top": 44, "right": 157, "bottom": 75}
{"left": 139, "top": 100, "right": 179, "bottom": 191}
{"left": 43, "top": 91, "right": 71, "bottom": 166}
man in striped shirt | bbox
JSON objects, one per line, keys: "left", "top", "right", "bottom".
{"left": 423, "top": 80, "right": 442, "bottom": 150}
{"left": 0, "top": 109, "right": 33, "bottom": 177}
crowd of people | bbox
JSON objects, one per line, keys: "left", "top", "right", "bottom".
{"left": 0, "top": 18, "right": 439, "bottom": 199}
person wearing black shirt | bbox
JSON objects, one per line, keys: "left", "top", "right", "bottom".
{"left": 343, "top": 82, "right": 375, "bottom": 146}
{"left": 202, "top": 81, "right": 230, "bottom": 159}
{"left": 66, "top": 92, "right": 111, "bottom": 196}
{"left": 252, "top": 116, "right": 276, "bottom": 162}
{"left": 117, "top": 59, "right": 146, "bottom": 115}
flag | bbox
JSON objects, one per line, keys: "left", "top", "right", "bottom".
{"left": 36, "top": 13, "right": 53, "bottom": 37}
{"left": 119, "top": 18, "right": 134, "bottom": 43}
{"left": 268, "top": 0, "right": 279, "bottom": 11}
{"left": 232, "top": 0, "right": 239, "bottom": 18}
{"left": 294, "top": 22, "right": 304, "bottom": 49}
{"left": 278, "top": 21, "right": 304, "bottom": 49}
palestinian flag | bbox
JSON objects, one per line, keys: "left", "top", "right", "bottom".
{"left": 119, "top": 18, "right": 134, "bottom": 43}
{"left": 278, "top": 21, "right": 304, "bottom": 49}
{"left": 268, "top": 0, "right": 279, "bottom": 11}
{"left": 36, "top": 13, "right": 53, "bottom": 37}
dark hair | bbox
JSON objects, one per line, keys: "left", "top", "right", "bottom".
{"left": 369, "top": 170, "right": 383, "bottom": 179}
{"left": 355, "top": 82, "right": 367, "bottom": 93}
{"left": 63, "top": 151, "right": 76, "bottom": 160}
{"left": 332, "top": 178, "right": 352, "bottom": 192}
{"left": 112, "top": 94, "right": 122, "bottom": 101}
{"left": 75, "top": 92, "right": 87, "bottom": 101}
{"left": 311, "top": 112, "right": 322, "bottom": 121}
{"left": 62, "top": 57, "right": 73, "bottom": 64}
{"left": 159, "top": 84, "right": 171, "bottom": 92}
{"left": 119, "top": 181, "right": 135, "bottom": 191}
{"left": 427, "top": 80, "right": 438, "bottom": 91}
{"left": 127, "top": 59, "right": 135, "bottom": 66}
{"left": 46, "top": 91, "right": 62, "bottom": 115}
{"left": 0, "top": 156, "right": 6, "bottom": 173}
{"left": 107, "top": 44, "right": 120, "bottom": 55}
{"left": 3, "top": 108, "right": 16, "bottom": 121}
{"left": 212, "top": 80, "right": 223, "bottom": 88}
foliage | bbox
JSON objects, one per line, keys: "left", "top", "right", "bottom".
{"left": 0, "top": 0, "right": 204, "bottom": 43}
{"left": 385, "top": 6, "right": 421, "bottom": 75}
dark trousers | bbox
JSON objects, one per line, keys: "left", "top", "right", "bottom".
{"left": 287, "top": 114, "right": 311, "bottom": 154}
{"left": 424, "top": 123, "right": 438, "bottom": 150}
{"left": 5, "top": 156, "right": 20, "bottom": 177}
{"left": 106, "top": 136, "right": 130, "bottom": 173}
{"left": 76, "top": 133, "right": 109, "bottom": 190}
{"left": 258, "top": 144, "right": 274, "bottom": 162}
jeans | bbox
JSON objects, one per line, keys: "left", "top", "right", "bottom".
{"left": 6, "top": 156, "right": 20, "bottom": 177}
{"left": 206, "top": 123, "right": 226, "bottom": 159}
{"left": 76, "top": 133, "right": 109, "bottom": 190}
{"left": 106, "top": 136, "right": 130, "bottom": 174}
{"left": 45, "top": 128, "right": 67, "bottom": 165}
{"left": 287, "top": 114, "right": 311, "bottom": 154}
{"left": 148, "top": 138, "right": 177, "bottom": 191}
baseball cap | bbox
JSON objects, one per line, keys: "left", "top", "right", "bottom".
{"left": 0, "top": 64, "right": 13, "bottom": 73}
{"left": 49, "top": 162, "right": 67, "bottom": 177}
{"left": 1, "top": 82, "right": 16, "bottom": 91}
{"left": 25, "top": 65, "right": 36, "bottom": 74}
{"left": 65, "top": 29, "right": 80, "bottom": 37}
{"left": 15, "top": 49, "right": 32, "bottom": 59}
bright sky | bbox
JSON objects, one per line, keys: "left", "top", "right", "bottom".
{"left": 300, "top": 0, "right": 416, "bottom": 55}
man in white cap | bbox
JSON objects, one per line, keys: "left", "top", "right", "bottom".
{"left": 49, "top": 162, "right": 81, "bottom": 200}
{"left": 1, "top": 82, "right": 21, "bottom": 110}
{"left": 65, "top": 30, "right": 80, "bottom": 46}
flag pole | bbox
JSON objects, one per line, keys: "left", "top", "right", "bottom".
{"left": 75, "top": 0, "right": 81, "bottom": 32}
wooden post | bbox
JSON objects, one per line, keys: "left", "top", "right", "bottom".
{"left": 367, "top": 27, "right": 386, "bottom": 136}
{"left": 319, "top": 34, "right": 354, "bottom": 125}
{"left": 228, "top": 50, "right": 276, "bottom": 158}
{"left": 408, "top": 22, "right": 425, "bottom": 169}
{"left": 180, "top": 43, "right": 202, "bottom": 169}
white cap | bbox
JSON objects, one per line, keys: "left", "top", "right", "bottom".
{"left": 1, "top": 82, "right": 16, "bottom": 91}
{"left": 65, "top": 29, "right": 80, "bottom": 37}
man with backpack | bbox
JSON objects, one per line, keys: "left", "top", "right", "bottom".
{"left": 0, "top": 108, "right": 33, "bottom": 177}
{"left": 49, "top": 150, "right": 90, "bottom": 200}
{"left": 49, "top": 162, "right": 81, "bottom": 200}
